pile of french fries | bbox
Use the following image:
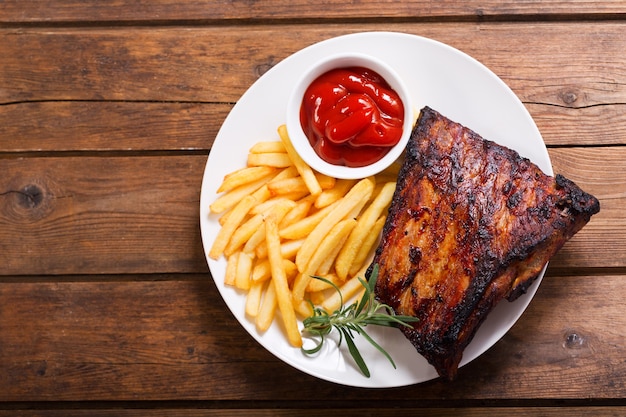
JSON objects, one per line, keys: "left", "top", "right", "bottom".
{"left": 209, "top": 124, "right": 398, "bottom": 348}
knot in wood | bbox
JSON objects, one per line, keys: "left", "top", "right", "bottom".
{"left": 18, "top": 184, "right": 44, "bottom": 209}
{"left": 2, "top": 179, "right": 56, "bottom": 223}
{"left": 558, "top": 89, "right": 579, "bottom": 106}
{"left": 563, "top": 331, "right": 585, "bottom": 349}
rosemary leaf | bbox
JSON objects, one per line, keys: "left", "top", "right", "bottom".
{"left": 301, "top": 264, "right": 419, "bottom": 377}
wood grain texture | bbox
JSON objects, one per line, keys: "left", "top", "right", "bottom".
{"left": 2, "top": 23, "right": 626, "bottom": 148}
{"left": 1, "top": 0, "right": 625, "bottom": 411}
{"left": 0, "top": 156, "right": 208, "bottom": 275}
{"left": 548, "top": 147, "right": 626, "bottom": 270}
{"left": 2, "top": 0, "right": 626, "bottom": 23}
{"left": 0, "top": 102, "right": 231, "bottom": 152}
{"left": 0, "top": 274, "right": 623, "bottom": 401}
{"left": 0, "top": 148, "right": 622, "bottom": 276}
{"left": 0, "top": 408, "right": 625, "bottom": 417}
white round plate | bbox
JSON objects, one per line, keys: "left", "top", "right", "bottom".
{"left": 199, "top": 32, "right": 552, "bottom": 388}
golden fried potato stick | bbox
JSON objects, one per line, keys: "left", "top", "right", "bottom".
{"left": 224, "top": 213, "right": 264, "bottom": 257}
{"left": 314, "top": 178, "right": 357, "bottom": 209}
{"left": 349, "top": 214, "right": 386, "bottom": 277}
{"left": 209, "top": 195, "right": 256, "bottom": 259}
{"left": 234, "top": 251, "right": 253, "bottom": 290}
{"left": 253, "top": 237, "right": 304, "bottom": 261}
{"left": 248, "top": 152, "right": 293, "bottom": 168}
{"left": 256, "top": 280, "right": 277, "bottom": 332}
{"left": 210, "top": 175, "right": 270, "bottom": 215}
{"left": 279, "top": 200, "right": 340, "bottom": 240}
{"left": 306, "top": 272, "right": 342, "bottom": 293}
{"left": 245, "top": 280, "right": 265, "bottom": 317}
{"left": 242, "top": 199, "right": 295, "bottom": 254}
{"left": 217, "top": 166, "right": 277, "bottom": 193}
{"left": 268, "top": 177, "right": 310, "bottom": 196}
{"left": 264, "top": 212, "right": 302, "bottom": 347}
{"left": 322, "top": 264, "right": 369, "bottom": 313}
{"left": 292, "top": 218, "right": 357, "bottom": 303}
{"left": 224, "top": 251, "right": 239, "bottom": 286}
{"left": 295, "top": 177, "right": 374, "bottom": 273}
{"left": 335, "top": 181, "right": 396, "bottom": 280}
{"left": 249, "top": 141, "right": 286, "bottom": 154}
{"left": 252, "top": 258, "right": 297, "bottom": 283}
{"left": 279, "top": 195, "right": 315, "bottom": 230}
{"left": 277, "top": 124, "right": 322, "bottom": 196}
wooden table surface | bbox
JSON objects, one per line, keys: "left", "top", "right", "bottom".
{"left": 1, "top": 1, "right": 625, "bottom": 416}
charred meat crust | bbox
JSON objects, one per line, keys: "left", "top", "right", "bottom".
{"left": 368, "top": 106, "right": 600, "bottom": 380}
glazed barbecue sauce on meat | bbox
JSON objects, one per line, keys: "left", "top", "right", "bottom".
{"left": 368, "top": 107, "right": 600, "bottom": 380}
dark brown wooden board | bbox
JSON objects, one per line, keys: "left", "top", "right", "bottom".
{"left": 2, "top": 0, "right": 626, "bottom": 22}
{"left": 0, "top": 274, "right": 623, "bottom": 401}
{"left": 2, "top": 0, "right": 625, "bottom": 413}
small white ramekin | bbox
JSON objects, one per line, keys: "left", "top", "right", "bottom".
{"left": 286, "top": 52, "right": 413, "bottom": 179}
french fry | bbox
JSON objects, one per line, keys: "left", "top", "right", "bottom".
{"left": 234, "top": 251, "right": 253, "bottom": 290}
{"left": 217, "top": 166, "right": 277, "bottom": 193}
{"left": 265, "top": 212, "right": 302, "bottom": 347}
{"left": 277, "top": 124, "right": 322, "bottom": 196}
{"left": 316, "top": 233, "right": 346, "bottom": 276}
{"left": 242, "top": 199, "right": 295, "bottom": 254}
{"left": 279, "top": 200, "right": 340, "bottom": 240}
{"left": 252, "top": 258, "right": 297, "bottom": 283}
{"left": 267, "top": 177, "right": 310, "bottom": 196}
{"left": 248, "top": 152, "right": 293, "bottom": 168}
{"left": 279, "top": 238, "right": 304, "bottom": 260}
{"left": 272, "top": 190, "right": 311, "bottom": 203}
{"left": 295, "top": 177, "right": 375, "bottom": 273}
{"left": 224, "top": 251, "right": 239, "bottom": 286}
{"left": 219, "top": 182, "right": 273, "bottom": 227}
{"left": 256, "top": 281, "right": 277, "bottom": 332}
{"left": 295, "top": 299, "right": 313, "bottom": 318}
{"left": 245, "top": 280, "right": 265, "bottom": 317}
{"left": 335, "top": 181, "right": 396, "bottom": 280}
{"left": 292, "top": 218, "right": 357, "bottom": 302}
{"left": 279, "top": 195, "right": 315, "bottom": 229}
{"left": 344, "top": 185, "right": 374, "bottom": 221}
{"left": 224, "top": 213, "right": 264, "bottom": 257}
{"left": 235, "top": 166, "right": 298, "bottom": 221}
{"left": 314, "top": 178, "right": 357, "bottom": 209}
{"left": 322, "top": 264, "right": 369, "bottom": 313}
{"left": 249, "top": 141, "right": 286, "bottom": 153}
{"left": 268, "top": 165, "right": 300, "bottom": 182}
{"left": 229, "top": 199, "right": 296, "bottom": 256}
{"left": 211, "top": 136, "right": 401, "bottom": 349}
{"left": 210, "top": 176, "right": 270, "bottom": 215}
{"left": 209, "top": 195, "right": 256, "bottom": 259}
{"left": 254, "top": 237, "right": 304, "bottom": 260}
{"left": 315, "top": 173, "right": 336, "bottom": 190}
{"left": 306, "top": 272, "right": 342, "bottom": 293}
{"left": 307, "top": 290, "right": 326, "bottom": 307}
{"left": 349, "top": 214, "right": 386, "bottom": 277}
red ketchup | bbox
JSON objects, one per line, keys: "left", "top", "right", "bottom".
{"left": 299, "top": 66, "right": 404, "bottom": 167}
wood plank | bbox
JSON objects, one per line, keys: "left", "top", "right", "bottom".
{"left": 1, "top": 101, "right": 625, "bottom": 153}
{"left": 0, "top": 156, "right": 209, "bottom": 275}
{"left": 2, "top": 23, "right": 626, "bottom": 147}
{"left": 0, "top": 102, "right": 231, "bottom": 152}
{"left": 548, "top": 147, "right": 626, "bottom": 270}
{"left": 0, "top": 147, "right": 622, "bottom": 275}
{"left": 2, "top": 0, "right": 626, "bottom": 23}
{"left": 0, "top": 274, "right": 624, "bottom": 401}
{"left": 0, "top": 408, "right": 624, "bottom": 417}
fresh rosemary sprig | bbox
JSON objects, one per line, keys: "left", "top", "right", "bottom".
{"left": 301, "top": 264, "right": 419, "bottom": 377}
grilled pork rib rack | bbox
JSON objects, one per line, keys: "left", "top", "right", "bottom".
{"left": 369, "top": 107, "right": 600, "bottom": 380}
